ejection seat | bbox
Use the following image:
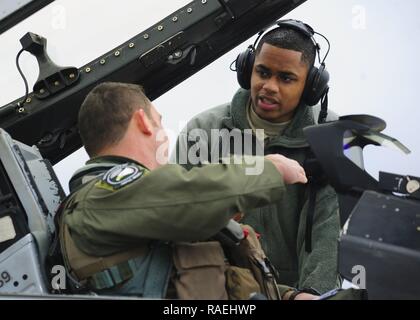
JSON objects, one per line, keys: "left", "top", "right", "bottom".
{"left": 0, "top": 128, "right": 65, "bottom": 295}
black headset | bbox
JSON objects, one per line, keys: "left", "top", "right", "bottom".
{"left": 234, "top": 19, "right": 330, "bottom": 107}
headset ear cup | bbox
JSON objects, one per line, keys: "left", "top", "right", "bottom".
{"left": 303, "top": 66, "right": 317, "bottom": 105}
{"left": 235, "top": 46, "right": 255, "bottom": 90}
{"left": 303, "top": 64, "right": 330, "bottom": 106}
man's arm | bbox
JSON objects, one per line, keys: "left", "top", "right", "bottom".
{"left": 67, "top": 156, "right": 305, "bottom": 254}
{"left": 296, "top": 184, "right": 341, "bottom": 293}
{"left": 171, "top": 128, "right": 197, "bottom": 170}
{"left": 171, "top": 125, "right": 212, "bottom": 170}
{"left": 170, "top": 104, "right": 228, "bottom": 169}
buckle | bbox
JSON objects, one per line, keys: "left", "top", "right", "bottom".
{"left": 88, "top": 259, "right": 138, "bottom": 290}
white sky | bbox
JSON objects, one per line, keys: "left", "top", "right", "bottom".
{"left": 0, "top": 0, "right": 419, "bottom": 193}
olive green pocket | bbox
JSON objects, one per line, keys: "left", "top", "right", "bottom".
{"left": 225, "top": 265, "right": 262, "bottom": 300}
{"left": 172, "top": 241, "right": 228, "bottom": 300}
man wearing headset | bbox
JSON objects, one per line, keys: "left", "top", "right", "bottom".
{"left": 174, "top": 20, "right": 341, "bottom": 299}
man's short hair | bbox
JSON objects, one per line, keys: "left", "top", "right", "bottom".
{"left": 78, "top": 82, "right": 151, "bottom": 156}
{"left": 256, "top": 27, "right": 316, "bottom": 69}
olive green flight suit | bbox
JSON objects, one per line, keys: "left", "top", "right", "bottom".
{"left": 64, "top": 155, "right": 286, "bottom": 258}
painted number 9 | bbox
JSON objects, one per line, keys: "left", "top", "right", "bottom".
{"left": 0, "top": 271, "right": 11, "bottom": 288}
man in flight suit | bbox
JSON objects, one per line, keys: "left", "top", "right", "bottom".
{"left": 58, "top": 82, "right": 308, "bottom": 298}
{"left": 174, "top": 20, "right": 340, "bottom": 298}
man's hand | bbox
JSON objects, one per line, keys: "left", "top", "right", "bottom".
{"left": 233, "top": 212, "right": 244, "bottom": 222}
{"left": 265, "top": 154, "right": 308, "bottom": 184}
{"left": 283, "top": 290, "right": 319, "bottom": 300}
{"left": 294, "top": 292, "right": 319, "bottom": 300}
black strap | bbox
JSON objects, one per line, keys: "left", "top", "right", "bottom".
{"left": 318, "top": 87, "right": 329, "bottom": 124}
{"left": 305, "top": 180, "right": 318, "bottom": 253}
{"left": 303, "top": 147, "right": 330, "bottom": 253}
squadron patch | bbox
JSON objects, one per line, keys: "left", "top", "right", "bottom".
{"left": 98, "top": 163, "right": 144, "bottom": 190}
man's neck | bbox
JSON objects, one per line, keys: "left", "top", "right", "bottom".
{"left": 96, "top": 146, "right": 157, "bottom": 171}
{"left": 247, "top": 100, "right": 291, "bottom": 139}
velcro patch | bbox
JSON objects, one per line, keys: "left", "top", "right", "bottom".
{"left": 99, "top": 163, "right": 144, "bottom": 190}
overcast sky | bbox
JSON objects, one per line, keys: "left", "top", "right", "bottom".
{"left": 0, "top": 0, "right": 419, "bottom": 193}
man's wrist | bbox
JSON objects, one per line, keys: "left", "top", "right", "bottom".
{"left": 282, "top": 288, "right": 299, "bottom": 300}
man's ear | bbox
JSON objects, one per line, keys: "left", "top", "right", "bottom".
{"left": 134, "top": 109, "right": 153, "bottom": 135}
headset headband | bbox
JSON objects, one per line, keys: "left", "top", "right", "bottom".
{"left": 253, "top": 19, "right": 329, "bottom": 65}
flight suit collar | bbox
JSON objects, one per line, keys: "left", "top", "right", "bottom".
{"left": 87, "top": 155, "right": 148, "bottom": 168}
{"left": 69, "top": 155, "right": 149, "bottom": 192}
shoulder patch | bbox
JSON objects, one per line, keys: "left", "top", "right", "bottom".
{"left": 99, "top": 163, "right": 144, "bottom": 190}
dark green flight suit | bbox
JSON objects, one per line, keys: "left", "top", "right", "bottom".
{"left": 174, "top": 88, "right": 341, "bottom": 294}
